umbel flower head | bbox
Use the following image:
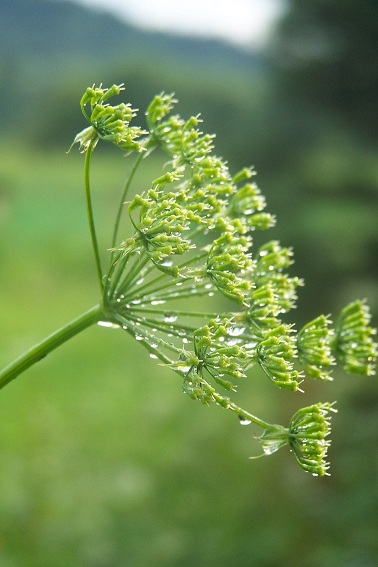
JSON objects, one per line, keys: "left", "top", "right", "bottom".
{"left": 333, "top": 300, "right": 377, "bottom": 375}
{"left": 258, "top": 403, "right": 337, "bottom": 476}
{"left": 70, "top": 83, "right": 146, "bottom": 153}
{"left": 71, "top": 83, "right": 377, "bottom": 476}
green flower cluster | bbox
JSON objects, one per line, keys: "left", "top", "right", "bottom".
{"left": 334, "top": 300, "right": 377, "bottom": 375}
{"left": 71, "top": 83, "right": 146, "bottom": 153}
{"left": 258, "top": 402, "right": 336, "bottom": 476}
{"left": 74, "top": 84, "right": 377, "bottom": 476}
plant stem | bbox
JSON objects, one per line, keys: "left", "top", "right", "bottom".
{"left": 0, "top": 305, "right": 103, "bottom": 390}
{"left": 111, "top": 152, "right": 144, "bottom": 253}
{"left": 84, "top": 141, "right": 104, "bottom": 292}
{"left": 211, "top": 391, "right": 277, "bottom": 431}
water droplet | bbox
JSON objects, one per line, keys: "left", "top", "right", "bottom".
{"left": 178, "top": 364, "right": 192, "bottom": 373}
{"left": 150, "top": 353, "right": 158, "bottom": 359}
{"left": 239, "top": 416, "right": 252, "bottom": 426}
{"left": 132, "top": 298, "right": 142, "bottom": 305}
{"left": 151, "top": 299, "right": 166, "bottom": 305}
{"left": 228, "top": 327, "right": 245, "bottom": 337}
{"left": 244, "top": 342, "right": 258, "bottom": 349}
{"left": 164, "top": 313, "right": 178, "bottom": 323}
{"left": 161, "top": 259, "right": 173, "bottom": 267}
{"left": 176, "top": 281, "right": 183, "bottom": 287}
{"left": 136, "top": 277, "right": 144, "bottom": 285}
{"left": 97, "top": 321, "right": 120, "bottom": 329}
{"left": 135, "top": 334, "right": 144, "bottom": 341}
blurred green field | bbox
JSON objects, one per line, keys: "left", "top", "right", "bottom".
{"left": 1, "top": 143, "right": 377, "bottom": 567}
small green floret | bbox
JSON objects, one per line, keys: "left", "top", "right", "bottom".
{"left": 334, "top": 300, "right": 377, "bottom": 375}
{"left": 71, "top": 83, "right": 146, "bottom": 152}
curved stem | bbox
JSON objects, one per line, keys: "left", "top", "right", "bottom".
{"left": 111, "top": 152, "right": 144, "bottom": 253}
{"left": 0, "top": 305, "right": 103, "bottom": 390}
{"left": 211, "top": 391, "right": 277, "bottom": 432}
{"left": 84, "top": 141, "right": 104, "bottom": 292}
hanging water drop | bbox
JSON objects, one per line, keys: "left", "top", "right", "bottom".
{"left": 228, "top": 327, "right": 245, "bottom": 337}
{"left": 164, "top": 313, "right": 178, "bottom": 323}
{"left": 239, "top": 416, "right": 252, "bottom": 426}
{"left": 97, "top": 321, "right": 120, "bottom": 329}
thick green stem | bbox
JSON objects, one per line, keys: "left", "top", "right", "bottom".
{"left": 84, "top": 141, "right": 104, "bottom": 292}
{"left": 0, "top": 305, "right": 103, "bottom": 390}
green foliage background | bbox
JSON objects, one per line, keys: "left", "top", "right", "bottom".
{"left": 0, "top": 0, "right": 377, "bottom": 565}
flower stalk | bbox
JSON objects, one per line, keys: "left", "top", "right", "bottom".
{"left": 0, "top": 305, "right": 103, "bottom": 390}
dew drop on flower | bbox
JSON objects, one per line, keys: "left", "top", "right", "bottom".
{"left": 228, "top": 327, "right": 245, "bottom": 337}
{"left": 164, "top": 313, "right": 178, "bottom": 323}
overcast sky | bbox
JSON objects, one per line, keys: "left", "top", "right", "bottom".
{"left": 64, "top": 0, "right": 286, "bottom": 49}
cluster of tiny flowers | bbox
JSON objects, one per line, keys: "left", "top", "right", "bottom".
{"left": 205, "top": 233, "right": 253, "bottom": 304}
{"left": 256, "top": 324, "right": 303, "bottom": 390}
{"left": 257, "top": 402, "right": 336, "bottom": 476}
{"left": 333, "top": 300, "right": 377, "bottom": 375}
{"left": 288, "top": 402, "right": 337, "bottom": 476}
{"left": 71, "top": 84, "right": 146, "bottom": 153}
{"left": 74, "top": 85, "right": 377, "bottom": 475}
{"left": 297, "top": 315, "right": 335, "bottom": 380}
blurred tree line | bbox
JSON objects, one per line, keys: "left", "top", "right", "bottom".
{"left": 0, "top": 0, "right": 376, "bottom": 315}
{"left": 267, "top": 0, "right": 378, "bottom": 320}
